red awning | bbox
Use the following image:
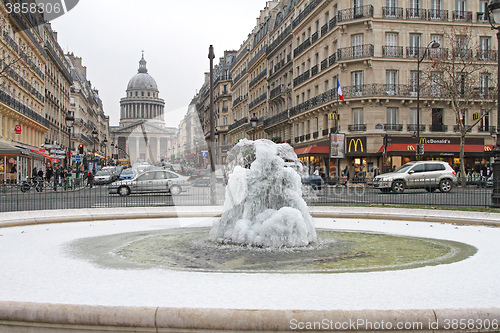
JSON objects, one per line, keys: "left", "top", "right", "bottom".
{"left": 30, "top": 149, "right": 58, "bottom": 162}
{"left": 378, "top": 144, "right": 495, "bottom": 153}
{"left": 294, "top": 146, "right": 330, "bottom": 155}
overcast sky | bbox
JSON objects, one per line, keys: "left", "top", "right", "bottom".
{"left": 51, "top": 0, "right": 269, "bottom": 128}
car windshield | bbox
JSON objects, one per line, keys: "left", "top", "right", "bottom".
{"left": 96, "top": 171, "right": 110, "bottom": 176}
{"left": 394, "top": 164, "right": 414, "bottom": 173}
{"left": 121, "top": 169, "right": 134, "bottom": 175}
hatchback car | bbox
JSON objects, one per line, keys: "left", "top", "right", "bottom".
{"left": 119, "top": 168, "right": 136, "bottom": 180}
{"left": 108, "top": 170, "right": 190, "bottom": 196}
{"left": 372, "top": 161, "right": 457, "bottom": 193}
{"left": 93, "top": 170, "right": 114, "bottom": 185}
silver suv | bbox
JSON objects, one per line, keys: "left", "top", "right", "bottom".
{"left": 373, "top": 161, "right": 457, "bottom": 193}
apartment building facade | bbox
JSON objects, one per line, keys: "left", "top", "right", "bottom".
{"left": 213, "top": 0, "right": 497, "bottom": 179}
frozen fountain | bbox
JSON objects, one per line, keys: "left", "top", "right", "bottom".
{"left": 210, "top": 139, "right": 316, "bottom": 247}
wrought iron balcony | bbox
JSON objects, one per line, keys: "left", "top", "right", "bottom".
{"left": 478, "top": 126, "right": 496, "bottom": 133}
{"left": 454, "top": 125, "right": 472, "bottom": 132}
{"left": 427, "top": 9, "right": 448, "bottom": 21}
{"left": 293, "top": 37, "right": 312, "bottom": 58}
{"left": 406, "top": 8, "right": 427, "bottom": 20}
{"left": 384, "top": 124, "right": 403, "bottom": 131}
{"left": 348, "top": 124, "right": 367, "bottom": 132}
{"left": 407, "top": 124, "right": 426, "bottom": 132}
{"left": 264, "top": 109, "right": 289, "bottom": 128}
{"left": 382, "top": 7, "right": 404, "bottom": 18}
{"left": 453, "top": 11, "right": 472, "bottom": 22}
{"left": 406, "top": 47, "right": 448, "bottom": 59}
{"left": 338, "top": 5, "right": 374, "bottom": 22}
{"left": 228, "top": 117, "right": 248, "bottom": 132}
{"left": 430, "top": 124, "right": 448, "bottom": 132}
{"left": 477, "top": 50, "right": 497, "bottom": 61}
{"left": 337, "top": 44, "right": 374, "bottom": 61}
{"left": 383, "top": 46, "right": 404, "bottom": 58}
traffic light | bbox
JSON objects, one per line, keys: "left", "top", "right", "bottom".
{"left": 78, "top": 144, "right": 84, "bottom": 154}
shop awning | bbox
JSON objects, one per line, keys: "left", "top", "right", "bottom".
{"left": 30, "top": 149, "right": 59, "bottom": 162}
{"left": 294, "top": 146, "right": 330, "bottom": 156}
{"left": 378, "top": 144, "right": 496, "bottom": 153}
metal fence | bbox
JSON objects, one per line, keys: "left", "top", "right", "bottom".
{"left": 1, "top": 177, "right": 498, "bottom": 213}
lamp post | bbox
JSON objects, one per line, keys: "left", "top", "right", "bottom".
{"left": 103, "top": 137, "right": 108, "bottom": 166}
{"left": 488, "top": 0, "right": 500, "bottom": 207}
{"left": 208, "top": 45, "right": 216, "bottom": 205}
{"left": 92, "top": 128, "right": 98, "bottom": 169}
{"left": 65, "top": 112, "right": 74, "bottom": 170}
{"left": 111, "top": 142, "right": 114, "bottom": 165}
{"left": 416, "top": 40, "right": 440, "bottom": 160}
{"left": 250, "top": 113, "right": 258, "bottom": 141}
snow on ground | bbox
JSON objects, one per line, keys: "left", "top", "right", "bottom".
{"left": 0, "top": 217, "right": 498, "bottom": 310}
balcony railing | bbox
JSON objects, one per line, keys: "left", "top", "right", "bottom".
{"left": 292, "top": 0, "right": 321, "bottom": 28}
{"left": 453, "top": 124, "right": 472, "bottom": 132}
{"left": 427, "top": 9, "right": 448, "bottom": 21}
{"left": 249, "top": 69, "right": 267, "bottom": 89}
{"left": 338, "top": 5, "right": 374, "bottom": 22}
{"left": 477, "top": 12, "right": 490, "bottom": 23}
{"left": 384, "top": 124, "right": 403, "bottom": 131}
{"left": 228, "top": 117, "right": 248, "bottom": 132}
{"left": 430, "top": 124, "right": 448, "bottom": 132}
{"left": 478, "top": 126, "right": 496, "bottom": 133}
{"left": 0, "top": 90, "right": 49, "bottom": 128}
{"left": 293, "top": 69, "right": 311, "bottom": 87}
{"left": 264, "top": 109, "right": 289, "bottom": 128}
{"left": 477, "top": 50, "right": 497, "bottom": 61}
{"left": 407, "top": 124, "right": 426, "bottom": 132}
{"left": 270, "top": 84, "right": 285, "bottom": 100}
{"left": 348, "top": 124, "right": 367, "bottom": 132}
{"left": 382, "top": 7, "right": 404, "bottom": 18}
{"left": 337, "top": 44, "right": 374, "bottom": 61}
{"left": 453, "top": 48, "right": 474, "bottom": 60}
{"left": 383, "top": 46, "right": 404, "bottom": 58}
{"left": 406, "top": 47, "right": 448, "bottom": 59}
{"left": 248, "top": 92, "right": 267, "bottom": 110}
{"left": 293, "top": 37, "right": 312, "bottom": 58}
{"left": 406, "top": 8, "right": 427, "bottom": 20}
{"left": 453, "top": 11, "right": 472, "bottom": 22}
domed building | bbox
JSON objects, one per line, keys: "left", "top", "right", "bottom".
{"left": 110, "top": 53, "right": 176, "bottom": 165}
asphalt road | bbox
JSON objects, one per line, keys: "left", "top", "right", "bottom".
{"left": 0, "top": 183, "right": 494, "bottom": 213}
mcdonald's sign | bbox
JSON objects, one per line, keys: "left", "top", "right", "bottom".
{"left": 347, "top": 137, "right": 366, "bottom": 154}
{"left": 485, "top": 146, "right": 492, "bottom": 152}
{"left": 329, "top": 112, "right": 339, "bottom": 120}
{"left": 473, "top": 112, "right": 480, "bottom": 120}
{"left": 419, "top": 137, "right": 427, "bottom": 144}
{"left": 407, "top": 145, "right": 416, "bottom": 151}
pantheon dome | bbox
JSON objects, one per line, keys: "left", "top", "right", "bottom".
{"left": 119, "top": 53, "right": 165, "bottom": 127}
{"left": 111, "top": 53, "right": 176, "bottom": 165}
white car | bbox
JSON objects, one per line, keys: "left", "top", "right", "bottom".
{"left": 93, "top": 170, "right": 114, "bottom": 185}
{"left": 108, "top": 169, "right": 190, "bottom": 196}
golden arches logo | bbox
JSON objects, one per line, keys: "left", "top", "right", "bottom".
{"left": 485, "top": 146, "right": 492, "bottom": 152}
{"left": 329, "top": 113, "right": 339, "bottom": 120}
{"left": 348, "top": 138, "right": 364, "bottom": 152}
{"left": 419, "top": 138, "right": 427, "bottom": 144}
{"left": 407, "top": 145, "right": 416, "bottom": 151}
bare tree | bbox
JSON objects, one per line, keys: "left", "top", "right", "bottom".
{"left": 422, "top": 27, "right": 497, "bottom": 186}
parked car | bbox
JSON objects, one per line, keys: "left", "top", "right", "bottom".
{"left": 119, "top": 168, "right": 136, "bottom": 180}
{"left": 372, "top": 161, "right": 457, "bottom": 193}
{"left": 94, "top": 170, "right": 114, "bottom": 185}
{"left": 301, "top": 175, "right": 324, "bottom": 190}
{"left": 101, "top": 166, "right": 119, "bottom": 181}
{"left": 108, "top": 170, "right": 190, "bottom": 196}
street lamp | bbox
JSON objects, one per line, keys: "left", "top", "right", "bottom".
{"left": 250, "top": 113, "right": 258, "bottom": 141}
{"left": 488, "top": 0, "right": 500, "bottom": 207}
{"left": 103, "top": 137, "right": 108, "bottom": 166}
{"left": 92, "top": 128, "right": 98, "bottom": 163}
{"left": 416, "top": 40, "right": 440, "bottom": 159}
{"left": 65, "top": 112, "right": 74, "bottom": 170}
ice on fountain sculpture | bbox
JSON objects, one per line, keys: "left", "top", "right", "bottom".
{"left": 210, "top": 139, "right": 317, "bottom": 247}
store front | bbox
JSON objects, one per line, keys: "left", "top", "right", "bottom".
{"left": 0, "top": 142, "right": 45, "bottom": 184}
{"left": 378, "top": 136, "right": 495, "bottom": 174}
{"left": 294, "top": 141, "right": 330, "bottom": 177}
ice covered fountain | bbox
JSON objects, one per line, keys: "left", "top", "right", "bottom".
{"left": 0, "top": 139, "right": 499, "bottom": 332}
{"left": 210, "top": 138, "right": 316, "bottom": 248}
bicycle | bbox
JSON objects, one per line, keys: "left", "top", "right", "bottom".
{"left": 20, "top": 176, "right": 44, "bottom": 193}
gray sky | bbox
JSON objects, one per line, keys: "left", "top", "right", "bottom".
{"left": 51, "top": 0, "right": 269, "bottom": 127}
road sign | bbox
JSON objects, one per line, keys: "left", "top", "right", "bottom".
{"left": 75, "top": 155, "right": 82, "bottom": 162}
{"left": 201, "top": 151, "right": 208, "bottom": 157}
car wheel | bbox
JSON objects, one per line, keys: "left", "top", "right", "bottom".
{"left": 170, "top": 185, "right": 181, "bottom": 195}
{"left": 425, "top": 187, "right": 437, "bottom": 193}
{"left": 118, "top": 186, "right": 130, "bottom": 196}
{"left": 391, "top": 180, "right": 405, "bottom": 193}
{"left": 439, "top": 179, "right": 452, "bottom": 193}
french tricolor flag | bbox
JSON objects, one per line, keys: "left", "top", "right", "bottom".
{"left": 337, "top": 78, "right": 344, "bottom": 101}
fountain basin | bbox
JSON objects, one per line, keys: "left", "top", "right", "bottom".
{"left": 0, "top": 206, "right": 499, "bottom": 332}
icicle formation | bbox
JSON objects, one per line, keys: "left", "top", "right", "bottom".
{"left": 210, "top": 139, "right": 317, "bottom": 248}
